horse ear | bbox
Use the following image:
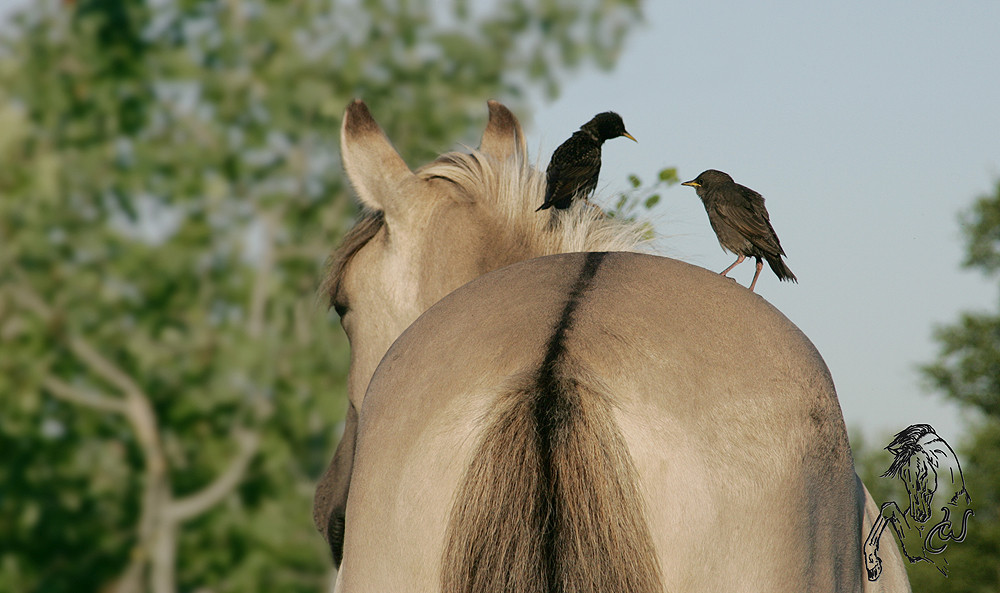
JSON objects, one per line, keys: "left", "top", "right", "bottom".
{"left": 340, "top": 99, "right": 414, "bottom": 213}
{"left": 478, "top": 100, "right": 526, "bottom": 162}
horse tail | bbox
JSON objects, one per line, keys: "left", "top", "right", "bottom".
{"left": 953, "top": 508, "right": 975, "bottom": 542}
{"left": 926, "top": 505, "right": 975, "bottom": 552}
{"left": 441, "top": 374, "right": 662, "bottom": 593}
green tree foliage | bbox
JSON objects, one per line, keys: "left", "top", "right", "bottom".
{"left": 856, "top": 180, "right": 1000, "bottom": 592}
{"left": 913, "top": 179, "right": 1000, "bottom": 592}
{"left": 609, "top": 167, "right": 678, "bottom": 219}
{"left": 605, "top": 167, "right": 678, "bottom": 241}
{"left": 0, "top": 1, "right": 644, "bottom": 591}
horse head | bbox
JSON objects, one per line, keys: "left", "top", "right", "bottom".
{"left": 328, "top": 99, "right": 646, "bottom": 409}
{"left": 329, "top": 99, "right": 530, "bottom": 407}
{"left": 883, "top": 424, "right": 941, "bottom": 524}
{"left": 903, "top": 449, "right": 936, "bottom": 523}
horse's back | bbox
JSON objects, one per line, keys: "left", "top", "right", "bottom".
{"left": 342, "top": 252, "right": 875, "bottom": 592}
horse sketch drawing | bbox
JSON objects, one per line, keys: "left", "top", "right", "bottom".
{"left": 864, "top": 424, "right": 973, "bottom": 579}
{"left": 314, "top": 99, "right": 912, "bottom": 592}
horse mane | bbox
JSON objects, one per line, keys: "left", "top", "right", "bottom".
{"left": 881, "top": 423, "right": 937, "bottom": 479}
{"left": 324, "top": 148, "right": 651, "bottom": 307}
{"left": 416, "top": 149, "right": 651, "bottom": 256}
{"left": 323, "top": 209, "right": 385, "bottom": 307}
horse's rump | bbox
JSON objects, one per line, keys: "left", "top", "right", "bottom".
{"left": 443, "top": 252, "right": 660, "bottom": 592}
{"left": 442, "top": 352, "right": 661, "bottom": 593}
{"left": 340, "top": 252, "right": 877, "bottom": 592}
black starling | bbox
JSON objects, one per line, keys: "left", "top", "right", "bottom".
{"left": 536, "top": 112, "right": 636, "bottom": 211}
{"left": 681, "top": 169, "right": 796, "bottom": 292}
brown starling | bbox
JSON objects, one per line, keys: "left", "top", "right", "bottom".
{"left": 536, "top": 112, "right": 636, "bottom": 211}
{"left": 681, "top": 169, "right": 796, "bottom": 292}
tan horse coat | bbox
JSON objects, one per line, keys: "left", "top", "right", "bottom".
{"left": 316, "top": 100, "right": 911, "bottom": 593}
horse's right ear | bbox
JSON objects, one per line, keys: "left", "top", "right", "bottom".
{"left": 340, "top": 99, "right": 414, "bottom": 213}
{"left": 478, "top": 100, "right": 526, "bottom": 163}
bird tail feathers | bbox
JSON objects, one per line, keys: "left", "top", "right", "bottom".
{"left": 766, "top": 255, "right": 797, "bottom": 283}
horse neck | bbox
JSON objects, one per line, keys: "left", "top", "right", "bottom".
{"left": 921, "top": 437, "right": 966, "bottom": 498}
{"left": 917, "top": 434, "right": 965, "bottom": 500}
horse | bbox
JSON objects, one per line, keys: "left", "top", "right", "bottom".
{"left": 864, "top": 424, "right": 973, "bottom": 579}
{"left": 313, "top": 99, "right": 912, "bottom": 592}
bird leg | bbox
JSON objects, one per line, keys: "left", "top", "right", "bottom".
{"left": 720, "top": 255, "right": 745, "bottom": 277}
{"left": 748, "top": 258, "right": 764, "bottom": 292}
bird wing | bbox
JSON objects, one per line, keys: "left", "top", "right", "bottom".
{"left": 543, "top": 134, "right": 602, "bottom": 207}
{"left": 712, "top": 185, "right": 786, "bottom": 256}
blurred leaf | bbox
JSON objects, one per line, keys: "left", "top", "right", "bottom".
{"left": 606, "top": 165, "right": 675, "bottom": 222}
{"left": 658, "top": 167, "right": 679, "bottom": 184}
{"left": 961, "top": 180, "right": 1000, "bottom": 275}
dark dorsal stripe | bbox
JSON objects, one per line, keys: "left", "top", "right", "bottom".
{"left": 441, "top": 250, "right": 661, "bottom": 593}
{"left": 537, "top": 251, "right": 608, "bottom": 375}
{"left": 533, "top": 251, "right": 608, "bottom": 591}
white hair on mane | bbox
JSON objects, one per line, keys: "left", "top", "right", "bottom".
{"left": 416, "top": 149, "right": 653, "bottom": 257}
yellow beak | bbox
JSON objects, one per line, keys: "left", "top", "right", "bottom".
{"left": 681, "top": 181, "right": 700, "bottom": 187}
{"left": 622, "top": 131, "right": 637, "bottom": 142}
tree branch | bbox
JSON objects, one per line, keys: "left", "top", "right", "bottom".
{"left": 42, "top": 375, "right": 128, "bottom": 415}
{"left": 67, "top": 334, "right": 147, "bottom": 399}
{"left": 7, "top": 283, "right": 56, "bottom": 321}
{"left": 165, "top": 428, "right": 260, "bottom": 523}
{"left": 247, "top": 210, "right": 277, "bottom": 339}
{"left": 10, "top": 278, "right": 171, "bottom": 573}
{"left": 9, "top": 283, "right": 147, "bottom": 400}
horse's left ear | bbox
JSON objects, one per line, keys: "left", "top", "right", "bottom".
{"left": 478, "top": 100, "right": 526, "bottom": 162}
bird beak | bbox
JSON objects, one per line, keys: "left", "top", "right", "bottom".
{"left": 622, "top": 131, "right": 637, "bottom": 142}
{"left": 681, "top": 180, "right": 699, "bottom": 187}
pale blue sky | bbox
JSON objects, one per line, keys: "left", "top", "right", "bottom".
{"left": 4, "top": 0, "right": 997, "bottom": 445}
{"left": 528, "top": 1, "right": 1000, "bottom": 443}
